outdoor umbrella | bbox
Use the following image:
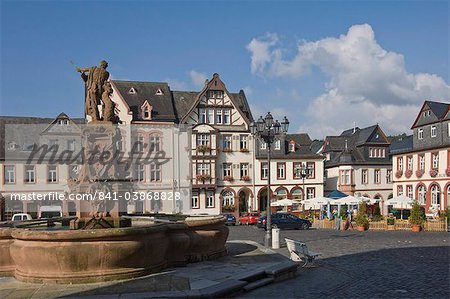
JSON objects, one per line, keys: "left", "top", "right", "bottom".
{"left": 303, "top": 196, "right": 332, "bottom": 219}
{"left": 385, "top": 195, "right": 413, "bottom": 219}
{"left": 270, "top": 198, "right": 296, "bottom": 207}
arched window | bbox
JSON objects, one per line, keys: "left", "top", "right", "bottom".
{"left": 275, "top": 188, "right": 287, "bottom": 200}
{"left": 222, "top": 191, "right": 234, "bottom": 206}
{"left": 447, "top": 185, "right": 450, "bottom": 208}
{"left": 418, "top": 185, "right": 426, "bottom": 205}
{"left": 431, "top": 185, "right": 440, "bottom": 205}
{"left": 291, "top": 189, "right": 303, "bottom": 200}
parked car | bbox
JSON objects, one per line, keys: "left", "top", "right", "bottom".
{"left": 11, "top": 213, "right": 32, "bottom": 221}
{"left": 238, "top": 212, "right": 261, "bottom": 225}
{"left": 38, "top": 206, "right": 62, "bottom": 219}
{"left": 257, "top": 213, "right": 311, "bottom": 230}
{"left": 222, "top": 214, "right": 236, "bottom": 226}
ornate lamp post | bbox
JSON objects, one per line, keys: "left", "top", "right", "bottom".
{"left": 250, "top": 113, "right": 289, "bottom": 248}
{"left": 298, "top": 164, "right": 312, "bottom": 202}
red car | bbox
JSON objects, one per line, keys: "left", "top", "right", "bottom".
{"left": 238, "top": 212, "right": 261, "bottom": 225}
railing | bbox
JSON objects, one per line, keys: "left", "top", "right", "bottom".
{"left": 369, "top": 220, "right": 387, "bottom": 230}
{"left": 424, "top": 219, "right": 447, "bottom": 232}
{"left": 313, "top": 217, "right": 448, "bottom": 232}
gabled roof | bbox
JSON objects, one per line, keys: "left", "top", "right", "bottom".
{"left": 286, "top": 133, "right": 312, "bottom": 146}
{"left": 111, "top": 80, "right": 177, "bottom": 122}
{"left": 179, "top": 73, "right": 253, "bottom": 124}
{"left": 411, "top": 100, "right": 450, "bottom": 129}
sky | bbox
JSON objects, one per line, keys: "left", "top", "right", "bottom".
{"left": 1, "top": 0, "right": 449, "bottom": 139}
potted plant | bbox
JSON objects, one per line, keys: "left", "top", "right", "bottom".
{"left": 241, "top": 175, "right": 251, "bottom": 182}
{"left": 355, "top": 201, "right": 369, "bottom": 231}
{"left": 222, "top": 204, "right": 236, "bottom": 212}
{"left": 223, "top": 175, "right": 234, "bottom": 182}
{"left": 395, "top": 170, "right": 403, "bottom": 178}
{"left": 416, "top": 169, "right": 424, "bottom": 178}
{"left": 404, "top": 169, "right": 413, "bottom": 178}
{"left": 429, "top": 169, "right": 438, "bottom": 177}
{"left": 409, "top": 200, "right": 425, "bottom": 232}
{"left": 372, "top": 205, "right": 383, "bottom": 222}
{"left": 196, "top": 145, "right": 211, "bottom": 153}
{"left": 240, "top": 148, "right": 249, "bottom": 153}
{"left": 196, "top": 174, "right": 211, "bottom": 182}
{"left": 446, "top": 167, "right": 450, "bottom": 177}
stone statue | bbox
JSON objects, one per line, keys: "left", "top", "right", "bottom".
{"left": 77, "top": 60, "right": 110, "bottom": 122}
{"left": 102, "top": 81, "right": 115, "bottom": 122}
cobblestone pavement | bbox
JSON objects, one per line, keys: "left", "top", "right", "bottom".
{"left": 229, "top": 226, "right": 450, "bottom": 299}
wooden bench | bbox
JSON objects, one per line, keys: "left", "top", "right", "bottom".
{"left": 285, "top": 238, "right": 321, "bottom": 267}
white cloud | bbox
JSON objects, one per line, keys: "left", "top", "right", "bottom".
{"left": 165, "top": 78, "right": 188, "bottom": 90}
{"left": 247, "top": 24, "right": 450, "bottom": 138}
{"left": 189, "top": 70, "right": 208, "bottom": 88}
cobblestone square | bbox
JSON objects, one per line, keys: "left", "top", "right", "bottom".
{"left": 229, "top": 226, "right": 450, "bottom": 298}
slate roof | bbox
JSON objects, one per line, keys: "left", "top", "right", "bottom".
{"left": 112, "top": 79, "right": 253, "bottom": 123}
{"left": 411, "top": 100, "right": 450, "bottom": 128}
{"left": 0, "top": 114, "right": 84, "bottom": 161}
{"left": 257, "top": 133, "right": 323, "bottom": 159}
{"left": 427, "top": 101, "right": 449, "bottom": 119}
{"left": 323, "top": 124, "right": 391, "bottom": 167}
{"left": 111, "top": 80, "right": 177, "bottom": 122}
{"left": 389, "top": 135, "right": 413, "bottom": 155}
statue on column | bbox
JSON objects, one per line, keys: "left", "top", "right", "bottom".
{"left": 77, "top": 60, "right": 110, "bottom": 122}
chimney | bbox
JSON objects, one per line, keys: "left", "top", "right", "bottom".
{"left": 353, "top": 121, "right": 356, "bottom": 134}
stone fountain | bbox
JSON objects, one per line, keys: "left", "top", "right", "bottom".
{"left": 0, "top": 61, "right": 228, "bottom": 283}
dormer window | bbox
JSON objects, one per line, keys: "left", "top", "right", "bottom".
{"left": 423, "top": 110, "right": 431, "bottom": 117}
{"left": 289, "top": 142, "right": 295, "bottom": 152}
{"left": 129, "top": 87, "right": 137, "bottom": 94}
{"left": 155, "top": 88, "right": 164, "bottom": 95}
{"left": 141, "top": 100, "right": 152, "bottom": 120}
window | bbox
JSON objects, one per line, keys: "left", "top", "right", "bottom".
{"left": 196, "top": 134, "right": 209, "bottom": 146}
{"left": 374, "top": 169, "right": 381, "bottom": 184}
{"left": 150, "top": 136, "right": 160, "bottom": 152}
{"left": 419, "top": 155, "right": 425, "bottom": 170}
{"left": 423, "top": 110, "right": 431, "bottom": 117}
{"left": 136, "top": 135, "right": 144, "bottom": 152}
{"left": 397, "top": 185, "right": 403, "bottom": 196}
{"left": 155, "top": 88, "right": 164, "bottom": 95}
{"left": 49, "top": 139, "right": 58, "bottom": 147}
{"left": 306, "top": 187, "right": 315, "bottom": 200}
{"left": 191, "top": 192, "right": 199, "bottom": 208}
{"left": 277, "top": 163, "right": 285, "bottom": 179}
{"left": 222, "top": 190, "right": 234, "bottom": 206}
{"left": 386, "top": 170, "right": 392, "bottom": 183}
{"left": 223, "top": 109, "right": 231, "bottom": 125}
{"left": 369, "top": 147, "right": 385, "bottom": 158}
{"left": 240, "top": 163, "right": 249, "bottom": 179}
{"left": 48, "top": 165, "right": 58, "bottom": 183}
{"left": 431, "top": 126, "right": 437, "bottom": 137}
{"left": 196, "top": 163, "right": 209, "bottom": 175}
{"left": 143, "top": 107, "right": 151, "bottom": 119}
{"left": 398, "top": 157, "right": 403, "bottom": 171}
{"left": 150, "top": 163, "right": 161, "bottom": 181}
{"left": 274, "top": 140, "right": 281, "bottom": 150}
{"left": 223, "top": 163, "right": 232, "bottom": 178}
{"left": 407, "top": 156, "right": 413, "bottom": 171}
{"left": 289, "top": 143, "right": 295, "bottom": 152}
{"left": 340, "top": 170, "right": 351, "bottom": 185}
{"left": 307, "top": 162, "right": 315, "bottom": 179}
{"left": 291, "top": 189, "right": 303, "bottom": 200}
{"left": 293, "top": 162, "right": 302, "bottom": 179}
{"left": 418, "top": 185, "right": 426, "bottom": 205}
{"left": 448, "top": 123, "right": 450, "bottom": 137}
{"left": 362, "top": 169, "right": 368, "bottom": 184}
{"left": 431, "top": 185, "right": 440, "bottom": 205}
{"left": 261, "top": 162, "right": 268, "bottom": 179}
{"left": 418, "top": 129, "right": 423, "bottom": 140}
{"left": 216, "top": 109, "right": 223, "bottom": 124}
{"left": 222, "top": 135, "right": 232, "bottom": 150}
{"left": 206, "top": 191, "right": 214, "bottom": 208}
{"left": 134, "top": 164, "right": 145, "bottom": 182}
{"left": 67, "top": 140, "right": 76, "bottom": 151}
{"left": 207, "top": 109, "right": 214, "bottom": 124}
{"left": 406, "top": 185, "right": 413, "bottom": 199}
{"left": 260, "top": 141, "right": 267, "bottom": 150}
{"left": 432, "top": 153, "right": 439, "bottom": 169}
{"left": 25, "top": 165, "right": 35, "bottom": 183}
{"left": 4, "top": 165, "right": 15, "bottom": 184}
{"left": 198, "top": 108, "right": 206, "bottom": 123}
{"left": 239, "top": 135, "right": 248, "bottom": 150}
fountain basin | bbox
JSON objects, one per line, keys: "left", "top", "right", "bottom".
{"left": 6, "top": 215, "right": 228, "bottom": 284}
{"left": 0, "top": 228, "right": 14, "bottom": 276}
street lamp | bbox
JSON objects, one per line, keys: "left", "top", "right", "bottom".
{"left": 250, "top": 112, "right": 289, "bottom": 248}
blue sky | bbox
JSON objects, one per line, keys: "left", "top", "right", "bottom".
{"left": 1, "top": 0, "right": 449, "bottom": 138}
